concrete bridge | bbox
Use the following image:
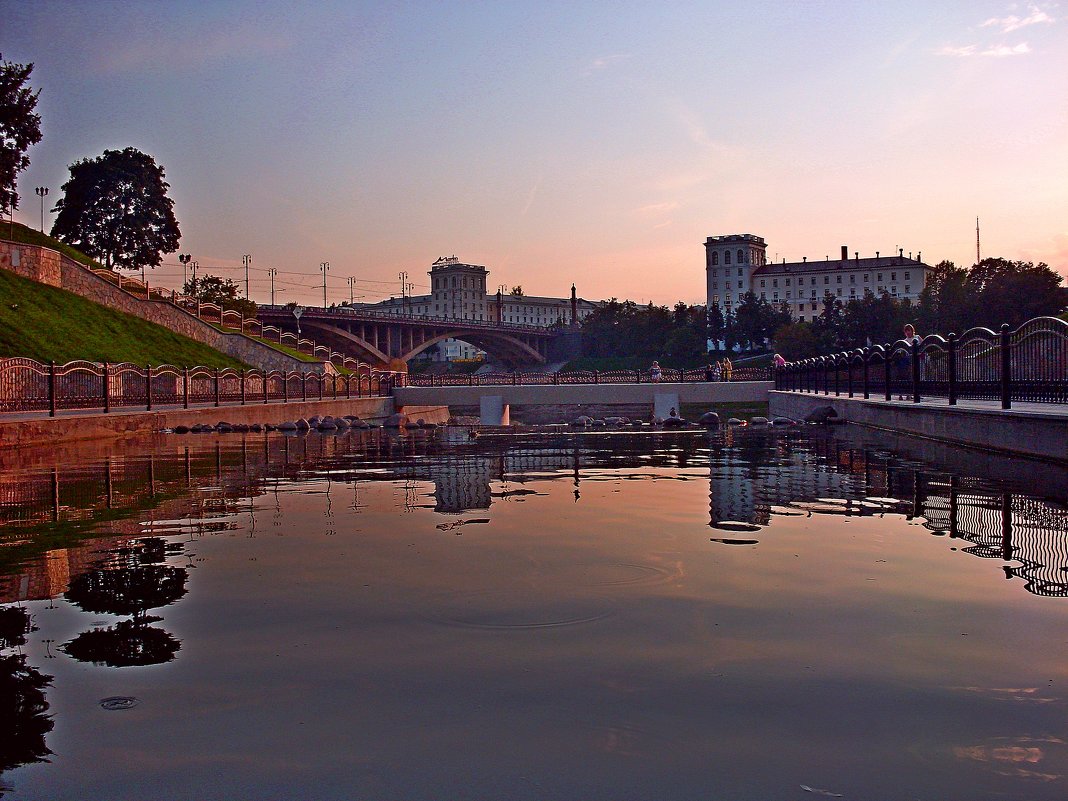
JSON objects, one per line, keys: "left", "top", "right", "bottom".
{"left": 395, "top": 381, "right": 774, "bottom": 423}
{"left": 257, "top": 305, "right": 568, "bottom": 368}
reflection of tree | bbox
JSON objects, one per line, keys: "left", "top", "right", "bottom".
{"left": 0, "top": 607, "right": 54, "bottom": 785}
{"left": 61, "top": 620, "right": 179, "bottom": 667}
{"left": 61, "top": 565, "right": 188, "bottom": 670}
{"left": 64, "top": 565, "right": 187, "bottom": 618}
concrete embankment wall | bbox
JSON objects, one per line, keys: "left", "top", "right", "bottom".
{"left": 0, "top": 401, "right": 451, "bottom": 450}
{"left": 396, "top": 381, "right": 772, "bottom": 408}
{"left": 769, "top": 391, "right": 1068, "bottom": 463}
{"left": 1, "top": 240, "right": 318, "bottom": 372}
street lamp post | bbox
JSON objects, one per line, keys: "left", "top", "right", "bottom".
{"left": 292, "top": 304, "right": 304, "bottom": 339}
{"left": 268, "top": 268, "right": 278, "bottom": 305}
{"left": 242, "top": 254, "right": 252, "bottom": 299}
{"left": 320, "top": 262, "right": 330, "bottom": 309}
{"left": 178, "top": 254, "right": 191, "bottom": 289}
{"left": 347, "top": 276, "right": 356, "bottom": 305}
{"left": 34, "top": 187, "right": 48, "bottom": 233}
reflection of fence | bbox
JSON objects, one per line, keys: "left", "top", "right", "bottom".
{"left": 410, "top": 366, "right": 770, "bottom": 387}
{"left": 0, "top": 358, "right": 403, "bottom": 416}
{"left": 776, "top": 316, "right": 1068, "bottom": 408}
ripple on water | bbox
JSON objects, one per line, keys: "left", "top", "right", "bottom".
{"left": 582, "top": 562, "right": 677, "bottom": 588}
{"left": 421, "top": 590, "right": 616, "bottom": 631}
{"left": 99, "top": 696, "right": 139, "bottom": 711}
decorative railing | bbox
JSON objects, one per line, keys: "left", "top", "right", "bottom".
{"left": 408, "top": 366, "right": 771, "bottom": 387}
{"left": 0, "top": 358, "right": 405, "bottom": 417}
{"left": 257, "top": 304, "right": 558, "bottom": 334}
{"left": 775, "top": 316, "right": 1068, "bottom": 409}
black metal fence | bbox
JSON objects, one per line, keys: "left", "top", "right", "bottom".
{"left": 409, "top": 366, "right": 771, "bottom": 387}
{"left": 0, "top": 358, "right": 404, "bottom": 417}
{"left": 775, "top": 316, "right": 1068, "bottom": 408}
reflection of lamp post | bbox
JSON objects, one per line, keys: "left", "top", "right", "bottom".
{"left": 320, "top": 262, "right": 330, "bottom": 309}
{"left": 242, "top": 254, "right": 252, "bottom": 300}
{"left": 35, "top": 186, "right": 48, "bottom": 232}
{"left": 292, "top": 304, "right": 304, "bottom": 338}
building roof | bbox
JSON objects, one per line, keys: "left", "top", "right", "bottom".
{"left": 754, "top": 254, "right": 928, "bottom": 276}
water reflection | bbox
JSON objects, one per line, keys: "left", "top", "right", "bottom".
{"left": 1, "top": 427, "right": 1067, "bottom": 799}
{"left": 0, "top": 606, "right": 53, "bottom": 791}
{"left": 1, "top": 428, "right": 1067, "bottom": 604}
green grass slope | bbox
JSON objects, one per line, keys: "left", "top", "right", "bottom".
{"left": 0, "top": 268, "right": 245, "bottom": 367}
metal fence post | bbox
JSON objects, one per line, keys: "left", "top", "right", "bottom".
{"left": 862, "top": 350, "right": 869, "bottom": 399}
{"left": 48, "top": 360, "right": 57, "bottom": 417}
{"left": 103, "top": 361, "right": 110, "bottom": 412}
{"left": 883, "top": 346, "right": 891, "bottom": 401}
{"left": 1000, "top": 323, "right": 1011, "bottom": 409}
{"left": 834, "top": 357, "right": 840, "bottom": 397}
{"left": 947, "top": 333, "right": 957, "bottom": 406}
{"left": 146, "top": 364, "right": 153, "bottom": 411}
{"left": 911, "top": 339, "right": 921, "bottom": 403}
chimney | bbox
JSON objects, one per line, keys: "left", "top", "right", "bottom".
{"left": 841, "top": 245, "right": 848, "bottom": 261}
{"left": 917, "top": 251, "right": 921, "bottom": 262}
{"left": 802, "top": 256, "right": 807, "bottom": 263}
{"left": 876, "top": 251, "right": 880, "bottom": 258}
{"left": 854, "top": 251, "right": 859, "bottom": 262}
{"left": 899, "top": 248, "right": 903, "bottom": 258}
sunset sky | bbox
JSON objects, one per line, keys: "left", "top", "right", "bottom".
{"left": 5, "top": 1, "right": 1067, "bottom": 307}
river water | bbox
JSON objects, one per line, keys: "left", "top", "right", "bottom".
{"left": 2, "top": 425, "right": 1067, "bottom": 800}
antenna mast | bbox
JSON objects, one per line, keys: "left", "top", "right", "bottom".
{"left": 976, "top": 216, "right": 981, "bottom": 265}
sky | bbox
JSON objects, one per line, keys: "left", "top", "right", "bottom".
{"left": 4, "top": 0, "right": 1067, "bottom": 307}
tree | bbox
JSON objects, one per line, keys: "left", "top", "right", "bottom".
{"left": 964, "top": 258, "right": 1064, "bottom": 329}
{"left": 183, "top": 274, "right": 256, "bottom": 318}
{"left": 772, "top": 321, "right": 820, "bottom": 360}
{"left": 0, "top": 55, "right": 43, "bottom": 215}
{"left": 510, "top": 285, "right": 524, "bottom": 297}
{"left": 50, "top": 147, "right": 180, "bottom": 271}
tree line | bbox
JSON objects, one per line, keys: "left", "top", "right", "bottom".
{"left": 771, "top": 258, "right": 1065, "bottom": 360}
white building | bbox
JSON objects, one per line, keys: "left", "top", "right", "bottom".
{"left": 361, "top": 256, "right": 597, "bottom": 360}
{"left": 705, "top": 234, "right": 933, "bottom": 323}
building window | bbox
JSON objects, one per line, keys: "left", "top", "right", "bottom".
{"left": 725, "top": 251, "right": 731, "bottom": 265}
{"left": 798, "top": 303, "right": 804, "bottom": 311}
{"left": 864, "top": 274, "right": 869, "bottom": 282}
{"left": 836, "top": 275, "right": 842, "bottom": 283}
{"left": 760, "top": 292, "right": 766, "bottom": 299}
{"left": 737, "top": 281, "right": 743, "bottom": 289}
{"left": 737, "top": 249, "right": 744, "bottom": 263}
{"left": 773, "top": 292, "right": 779, "bottom": 301}
{"left": 904, "top": 271, "right": 910, "bottom": 279}
{"left": 877, "top": 273, "right": 883, "bottom": 281}
{"left": 712, "top": 282, "right": 718, "bottom": 290}
{"left": 773, "top": 279, "right": 778, "bottom": 288}
{"left": 811, "top": 303, "right": 817, "bottom": 311}
{"left": 786, "top": 291, "right": 791, "bottom": 299}
{"left": 824, "top": 275, "right": 829, "bottom": 284}
{"left": 712, "top": 269, "right": 718, "bottom": 277}
{"left": 891, "top": 272, "right": 896, "bottom": 281}
{"left": 712, "top": 295, "right": 719, "bottom": 305}
{"left": 799, "top": 315, "right": 805, "bottom": 321}
{"left": 850, "top": 274, "right": 855, "bottom": 284}
{"left": 836, "top": 288, "right": 842, "bottom": 296}
{"left": 786, "top": 278, "right": 791, "bottom": 286}
{"left": 905, "top": 285, "right": 910, "bottom": 293}
{"left": 711, "top": 252, "right": 719, "bottom": 266}
{"left": 760, "top": 279, "right": 765, "bottom": 287}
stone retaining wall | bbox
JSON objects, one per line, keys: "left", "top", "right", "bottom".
{"left": 769, "top": 390, "right": 1068, "bottom": 463}
{"left": 1, "top": 239, "right": 318, "bottom": 372}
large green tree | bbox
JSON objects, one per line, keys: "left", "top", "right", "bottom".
{"left": 50, "top": 147, "right": 181, "bottom": 271}
{"left": 0, "top": 55, "right": 43, "bottom": 215}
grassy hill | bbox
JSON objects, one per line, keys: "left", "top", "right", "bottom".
{"left": 0, "top": 267, "right": 245, "bottom": 367}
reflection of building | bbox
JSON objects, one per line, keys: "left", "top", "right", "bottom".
{"left": 359, "top": 256, "right": 598, "bottom": 360}
{"left": 705, "top": 234, "right": 933, "bottom": 323}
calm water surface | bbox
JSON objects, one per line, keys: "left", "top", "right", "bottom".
{"left": 2, "top": 426, "right": 1068, "bottom": 800}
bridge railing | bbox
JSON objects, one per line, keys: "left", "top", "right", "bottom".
{"left": 775, "top": 316, "right": 1068, "bottom": 409}
{"left": 0, "top": 358, "right": 405, "bottom": 417}
{"left": 257, "top": 304, "right": 556, "bottom": 334}
{"left": 408, "top": 366, "right": 771, "bottom": 387}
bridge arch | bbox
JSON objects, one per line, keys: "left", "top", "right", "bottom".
{"left": 297, "top": 321, "right": 390, "bottom": 365}
{"left": 400, "top": 330, "right": 546, "bottom": 367}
